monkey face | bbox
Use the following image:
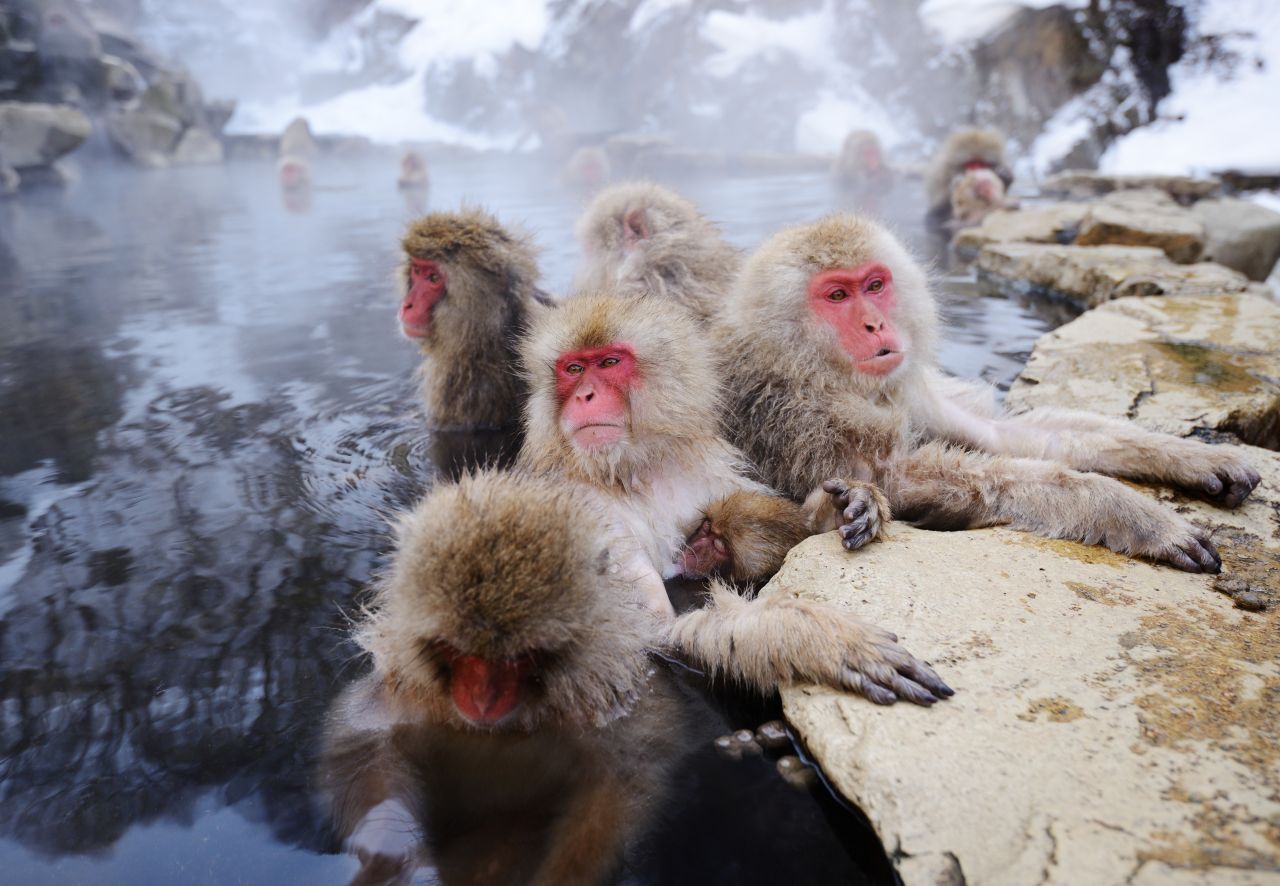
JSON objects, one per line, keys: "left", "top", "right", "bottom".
{"left": 400, "top": 259, "right": 446, "bottom": 339}
{"left": 555, "top": 344, "right": 639, "bottom": 450}
{"left": 808, "top": 263, "right": 904, "bottom": 376}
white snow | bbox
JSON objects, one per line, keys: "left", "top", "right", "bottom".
{"left": 1102, "top": 0, "right": 1280, "bottom": 176}
{"left": 795, "top": 91, "right": 907, "bottom": 155}
{"left": 701, "top": 4, "right": 836, "bottom": 78}
{"left": 920, "top": 0, "right": 1084, "bottom": 46}
{"left": 630, "top": 0, "right": 692, "bottom": 33}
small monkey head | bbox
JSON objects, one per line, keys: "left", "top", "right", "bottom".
{"left": 360, "top": 470, "right": 656, "bottom": 732}
{"left": 840, "top": 130, "right": 883, "bottom": 172}
{"left": 277, "top": 157, "right": 310, "bottom": 190}
{"left": 731, "top": 214, "right": 937, "bottom": 391}
{"left": 398, "top": 208, "right": 539, "bottom": 347}
{"left": 950, "top": 167, "right": 1005, "bottom": 225}
{"left": 573, "top": 182, "right": 735, "bottom": 321}
{"left": 521, "top": 293, "right": 720, "bottom": 484}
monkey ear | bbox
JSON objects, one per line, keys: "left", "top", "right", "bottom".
{"left": 622, "top": 207, "right": 650, "bottom": 250}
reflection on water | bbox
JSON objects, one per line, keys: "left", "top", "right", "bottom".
{"left": 0, "top": 156, "right": 1056, "bottom": 883}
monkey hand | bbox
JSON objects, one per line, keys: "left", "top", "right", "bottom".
{"left": 1162, "top": 443, "right": 1260, "bottom": 509}
{"left": 1096, "top": 502, "right": 1222, "bottom": 574}
{"left": 819, "top": 616, "right": 954, "bottom": 706}
{"left": 677, "top": 517, "right": 730, "bottom": 579}
{"left": 820, "top": 478, "right": 890, "bottom": 550}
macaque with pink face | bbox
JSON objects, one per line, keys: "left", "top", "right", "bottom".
{"left": 519, "top": 293, "right": 953, "bottom": 707}
{"left": 716, "top": 214, "right": 1259, "bottom": 572}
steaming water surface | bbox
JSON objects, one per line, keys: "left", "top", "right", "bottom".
{"left": 0, "top": 157, "right": 1058, "bottom": 884}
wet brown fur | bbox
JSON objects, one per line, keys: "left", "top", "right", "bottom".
{"left": 717, "top": 213, "right": 1260, "bottom": 572}
{"left": 573, "top": 182, "right": 740, "bottom": 322}
{"left": 399, "top": 207, "right": 545, "bottom": 429}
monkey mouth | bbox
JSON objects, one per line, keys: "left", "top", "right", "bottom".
{"left": 856, "top": 349, "right": 904, "bottom": 375}
{"left": 571, "top": 423, "right": 626, "bottom": 448}
{"left": 400, "top": 321, "right": 430, "bottom": 339}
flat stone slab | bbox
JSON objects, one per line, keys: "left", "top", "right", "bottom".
{"left": 977, "top": 242, "right": 1262, "bottom": 309}
{"left": 951, "top": 202, "right": 1089, "bottom": 259}
{"left": 1076, "top": 189, "right": 1206, "bottom": 263}
{"left": 1042, "top": 171, "right": 1222, "bottom": 202}
{"left": 1007, "top": 293, "right": 1280, "bottom": 449}
{"left": 1192, "top": 197, "right": 1280, "bottom": 282}
{"left": 768, "top": 439, "right": 1279, "bottom": 885}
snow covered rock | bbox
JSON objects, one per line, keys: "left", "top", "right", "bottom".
{"left": 0, "top": 101, "right": 91, "bottom": 168}
{"left": 1075, "top": 189, "right": 1206, "bottom": 263}
{"left": 977, "top": 242, "right": 1260, "bottom": 309}
{"left": 1041, "top": 171, "right": 1221, "bottom": 203}
{"left": 1191, "top": 196, "right": 1280, "bottom": 282}
{"left": 1008, "top": 292, "right": 1280, "bottom": 449}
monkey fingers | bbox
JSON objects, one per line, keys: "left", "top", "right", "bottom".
{"left": 1160, "top": 529, "right": 1222, "bottom": 574}
{"left": 843, "top": 637, "right": 954, "bottom": 707}
{"left": 1195, "top": 461, "right": 1260, "bottom": 509}
{"left": 820, "top": 478, "right": 889, "bottom": 551}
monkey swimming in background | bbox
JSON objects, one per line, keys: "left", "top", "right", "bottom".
{"left": 518, "top": 292, "right": 952, "bottom": 706}
{"left": 831, "top": 129, "right": 893, "bottom": 199}
{"left": 572, "top": 182, "right": 740, "bottom": 323}
{"left": 396, "top": 208, "right": 553, "bottom": 433}
{"left": 397, "top": 149, "right": 429, "bottom": 190}
{"left": 924, "top": 127, "right": 1014, "bottom": 229}
{"left": 715, "top": 213, "right": 1259, "bottom": 573}
{"left": 277, "top": 115, "right": 316, "bottom": 190}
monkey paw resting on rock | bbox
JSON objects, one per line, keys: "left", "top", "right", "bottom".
{"left": 715, "top": 213, "right": 1258, "bottom": 573}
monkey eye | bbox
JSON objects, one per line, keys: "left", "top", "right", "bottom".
{"left": 599, "top": 356, "right": 620, "bottom": 368}
{"left": 828, "top": 288, "right": 849, "bottom": 302}
{"left": 428, "top": 272, "right": 441, "bottom": 283}
{"left": 866, "top": 278, "right": 884, "bottom": 293}
{"left": 564, "top": 362, "right": 585, "bottom": 375}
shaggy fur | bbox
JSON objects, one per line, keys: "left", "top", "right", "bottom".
{"left": 358, "top": 469, "right": 662, "bottom": 732}
{"left": 949, "top": 167, "right": 1008, "bottom": 229}
{"left": 716, "top": 214, "right": 1261, "bottom": 572}
{"left": 399, "top": 208, "right": 546, "bottom": 429}
{"left": 923, "top": 127, "right": 1013, "bottom": 223}
{"left": 573, "top": 182, "right": 741, "bottom": 322}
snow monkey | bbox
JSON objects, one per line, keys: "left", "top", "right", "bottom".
{"left": 396, "top": 149, "right": 428, "bottom": 190}
{"left": 924, "top": 127, "right": 1014, "bottom": 228}
{"left": 716, "top": 214, "right": 1261, "bottom": 573}
{"left": 519, "top": 293, "right": 952, "bottom": 705}
{"left": 398, "top": 208, "right": 553, "bottom": 430}
{"left": 277, "top": 115, "right": 316, "bottom": 190}
{"left": 323, "top": 469, "right": 683, "bottom": 885}
{"left": 831, "top": 129, "right": 893, "bottom": 196}
{"left": 573, "top": 182, "right": 740, "bottom": 323}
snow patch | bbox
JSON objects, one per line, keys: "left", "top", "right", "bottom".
{"left": 920, "top": 0, "right": 1083, "bottom": 46}
{"left": 631, "top": 0, "right": 692, "bottom": 33}
{"left": 795, "top": 92, "right": 906, "bottom": 155}
{"left": 701, "top": 4, "right": 834, "bottom": 78}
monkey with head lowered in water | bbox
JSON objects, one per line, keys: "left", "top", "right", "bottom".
{"left": 924, "top": 127, "right": 1014, "bottom": 230}
{"left": 714, "top": 213, "right": 1259, "bottom": 573}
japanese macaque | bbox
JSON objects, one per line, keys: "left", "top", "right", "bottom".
{"left": 716, "top": 214, "right": 1261, "bottom": 573}
{"left": 321, "top": 469, "right": 683, "bottom": 885}
{"left": 572, "top": 182, "right": 740, "bottom": 323}
{"left": 924, "top": 127, "right": 1014, "bottom": 228}
{"left": 398, "top": 209, "right": 552, "bottom": 431}
{"left": 563, "top": 145, "right": 611, "bottom": 192}
{"left": 948, "top": 166, "right": 1010, "bottom": 229}
{"left": 397, "top": 149, "right": 428, "bottom": 190}
{"left": 278, "top": 116, "right": 316, "bottom": 190}
{"left": 831, "top": 129, "right": 893, "bottom": 196}
{"left": 519, "top": 293, "right": 952, "bottom": 705}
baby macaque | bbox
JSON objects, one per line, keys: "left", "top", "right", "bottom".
{"left": 573, "top": 182, "right": 739, "bottom": 323}
{"left": 519, "top": 292, "right": 951, "bottom": 705}
{"left": 397, "top": 209, "right": 552, "bottom": 431}
{"left": 831, "top": 129, "right": 893, "bottom": 197}
{"left": 716, "top": 214, "right": 1260, "bottom": 572}
{"left": 925, "top": 127, "right": 1014, "bottom": 229}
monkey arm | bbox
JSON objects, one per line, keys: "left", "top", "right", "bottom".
{"left": 668, "top": 582, "right": 952, "bottom": 706}
{"left": 886, "top": 442, "right": 1222, "bottom": 573}
{"left": 918, "top": 376, "right": 1259, "bottom": 508}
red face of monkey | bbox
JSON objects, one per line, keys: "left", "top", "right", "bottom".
{"left": 400, "top": 258, "right": 446, "bottom": 339}
{"left": 555, "top": 344, "right": 639, "bottom": 449}
{"left": 436, "top": 643, "right": 534, "bottom": 727}
{"left": 808, "top": 262, "right": 903, "bottom": 376}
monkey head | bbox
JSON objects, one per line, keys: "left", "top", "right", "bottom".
{"left": 731, "top": 214, "right": 937, "bottom": 390}
{"left": 359, "top": 470, "right": 656, "bottom": 732}
{"left": 398, "top": 208, "right": 539, "bottom": 347}
{"left": 521, "top": 294, "right": 720, "bottom": 484}
{"left": 950, "top": 168, "right": 1006, "bottom": 226}
{"left": 278, "top": 157, "right": 310, "bottom": 190}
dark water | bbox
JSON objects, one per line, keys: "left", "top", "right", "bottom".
{"left": 0, "top": 156, "right": 1057, "bottom": 884}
